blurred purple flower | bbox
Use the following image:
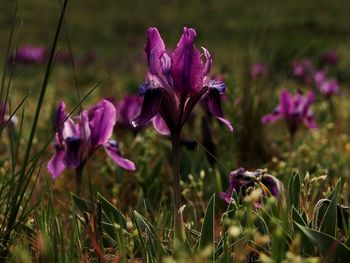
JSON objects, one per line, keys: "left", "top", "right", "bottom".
{"left": 292, "top": 59, "right": 315, "bottom": 85}
{"left": 48, "top": 99, "right": 135, "bottom": 179}
{"left": 313, "top": 70, "right": 326, "bottom": 86}
{"left": 250, "top": 63, "right": 269, "bottom": 79}
{"left": 9, "top": 45, "right": 46, "bottom": 65}
{"left": 318, "top": 79, "right": 339, "bottom": 98}
{"left": 321, "top": 51, "right": 337, "bottom": 66}
{"left": 261, "top": 89, "right": 317, "bottom": 136}
{"left": 313, "top": 70, "right": 340, "bottom": 99}
{"left": 131, "top": 27, "right": 233, "bottom": 134}
{"left": 115, "top": 95, "right": 143, "bottom": 131}
{"left": 55, "top": 51, "right": 72, "bottom": 64}
{"left": 220, "top": 168, "right": 283, "bottom": 204}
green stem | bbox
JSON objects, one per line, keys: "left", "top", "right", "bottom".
{"left": 171, "top": 130, "right": 184, "bottom": 242}
{"left": 75, "top": 164, "right": 84, "bottom": 196}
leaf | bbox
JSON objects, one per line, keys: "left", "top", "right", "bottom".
{"left": 133, "top": 210, "right": 157, "bottom": 261}
{"left": 71, "top": 193, "right": 91, "bottom": 213}
{"left": 288, "top": 172, "right": 300, "bottom": 211}
{"left": 294, "top": 222, "right": 350, "bottom": 262}
{"left": 292, "top": 206, "right": 307, "bottom": 227}
{"left": 98, "top": 193, "right": 127, "bottom": 229}
{"left": 198, "top": 194, "right": 215, "bottom": 260}
{"left": 319, "top": 180, "right": 340, "bottom": 237}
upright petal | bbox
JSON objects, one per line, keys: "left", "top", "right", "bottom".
{"left": 88, "top": 100, "right": 116, "bottom": 148}
{"left": 171, "top": 27, "right": 204, "bottom": 100}
{"left": 55, "top": 101, "right": 68, "bottom": 144}
{"left": 206, "top": 85, "right": 233, "bottom": 132}
{"left": 145, "top": 27, "right": 166, "bottom": 75}
{"left": 131, "top": 88, "right": 163, "bottom": 129}
{"left": 104, "top": 140, "right": 136, "bottom": 171}
{"left": 301, "top": 91, "right": 315, "bottom": 116}
{"left": 279, "top": 89, "right": 291, "bottom": 115}
{"left": 202, "top": 47, "right": 212, "bottom": 77}
{"left": 47, "top": 144, "right": 66, "bottom": 179}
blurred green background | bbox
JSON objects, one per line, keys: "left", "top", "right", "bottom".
{"left": 1, "top": 0, "right": 349, "bottom": 90}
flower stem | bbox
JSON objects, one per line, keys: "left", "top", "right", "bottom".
{"left": 75, "top": 164, "right": 84, "bottom": 196}
{"left": 171, "top": 130, "right": 185, "bottom": 242}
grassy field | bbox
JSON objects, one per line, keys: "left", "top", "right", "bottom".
{"left": 0, "top": 0, "right": 350, "bottom": 262}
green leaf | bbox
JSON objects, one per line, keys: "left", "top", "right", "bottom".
{"left": 98, "top": 193, "right": 127, "bottom": 229}
{"left": 288, "top": 172, "right": 300, "bottom": 211}
{"left": 71, "top": 193, "right": 90, "bottom": 213}
{"left": 319, "top": 180, "right": 340, "bottom": 237}
{"left": 198, "top": 194, "right": 215, "bottom": 260}
{"left": 133, "top": 210, "right": 157, "bottom": 261}
{"left": 294, "top": 222, "right": 350, "bottom": 262}
{"left": 292, "top": 206, "right": 307, "bottom": 227}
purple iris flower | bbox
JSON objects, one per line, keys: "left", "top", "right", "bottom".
{"left": 114, "top": 95, "right": 144, "bottom": 131}
{"left": 47, "top": 99, "right": 136, "bottom": 179}
{"left": 292, "top": 59, "right": 315, "bottom": 85}
{"left": 131, "top": 27, "right": 233, "bottom": 134}
{"left": 261, "top": 89, "right": 317, "bottom": 136}
{"left": 313, "top": 71, "right": 339, "bottom": 99}
{"left": 250, "top": 63, "right": 269, "bottom": 79}
{"left": 9, "top": 45, "right": 46, "bottom": 65}
{"left": 55, "top": 50, "right": 72, "bottom": 64}
{"left": 219, "top": 168, "right": 283, "bottom": 204}
{"left": 321, "top": 51, "right": 337, "bottom": 66}
{"left": 318, "top": 79, "right": 339, "bottom": 98}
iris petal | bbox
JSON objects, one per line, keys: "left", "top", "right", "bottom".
{"left": 131, "top": 88, "right": 163, "bottom": 129}
{"left": 47, "top": 144, "right": 66, "bottom": 179}
{"left": 171, "top": 27, "right": 204, "bottom": 101}
{"left": 207, "top": 87, "right": 233, "bottom": 132}
{"left": 88, "top": 100, "right": 116, "bottom": 148}
{"left": 104, "top": 140, "right": 136, "bottom": 171}
{"left": 152, "top": 114, "right": 170, "bottom": 135}
{"left": 63, "top": 137, "right": 83, "bottom": 168}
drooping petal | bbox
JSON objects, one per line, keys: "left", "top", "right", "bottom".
{"left": 63, "top": 137, "right": 83, "bottom": 168}
{"left": 261, "top": 175, "right": 281, "bottom": 197}
{"left": 88, "top": 100, "right": 116, "bottom": 148}
{"left": 220, "top": 168, "right": 246, "bottom": 203}
{"left": 104, "top": 140, "right": 136, "bottom": 171}
{"left": 171, "top": 27, "right": 204, "bottom": 100}
{"left": 152, "top": 114, "right": 170, "bottom": 135}
{"left": 116, "top": 95, "right": 143, "bottom": 129}
{"left": 131, "top": 87, "right": 163, "bottom": 129}
{"left": 207, "top": 87, "right": 233, "bottom": 132}
{"left": 303, "top": 111, "right": 318, "bottom": 129}
{"left": 47, "top": 144, "right": 66, "bottom": 179}
{"left": 219, "top": 188, "right": 235, "bottom": 204}
{"left": 261, "top": 108, "right": 282, "bottom": 123}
